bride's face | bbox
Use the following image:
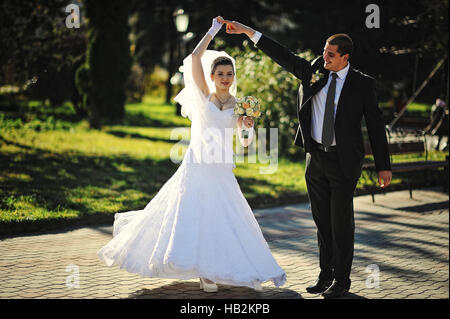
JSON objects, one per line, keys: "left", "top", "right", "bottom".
{"left": 210, "top": 65, "right": 234, "bottom": 91}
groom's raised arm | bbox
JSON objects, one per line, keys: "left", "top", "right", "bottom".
{"left": 225, "top": 20, "right": 311, "bottom": 81}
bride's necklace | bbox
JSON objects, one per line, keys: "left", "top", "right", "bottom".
{"left": 214, "top": 93, "right": 233, "bottom": 110}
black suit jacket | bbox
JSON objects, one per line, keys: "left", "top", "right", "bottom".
{"left": 256, "top": 34, "right": 391, "bottom": 180}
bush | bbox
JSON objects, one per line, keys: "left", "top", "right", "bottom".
{"left": 75, "top": 63, "right": 92, "bottom": 115}
{"left": 144, "top": 65, "right": 169, "bottom": 98}
{"left": 229, "top": 41, "right": 315, "bottom": 159}
{"left": 126, "top": 63, "right": 145, "bottom": 103}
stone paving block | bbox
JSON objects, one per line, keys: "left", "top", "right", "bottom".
{"left": 0, "top": 188, "right": 448, "bottom": 299}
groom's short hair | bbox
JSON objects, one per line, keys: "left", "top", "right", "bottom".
{"left": 326, "top": 34, "right": 353, "bottom": 58}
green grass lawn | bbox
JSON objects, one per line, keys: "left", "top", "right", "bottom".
{"left": 0, "top": 97, "right": 308, "bottom": 229}
{"left": 405, "top": 102, "right": 433, "bottom": 113}
{"left": 0, "top": 97, "right": 447, "bottom": 233}
{"left": 379, "top": 101, "right": 433, "bottom": 114}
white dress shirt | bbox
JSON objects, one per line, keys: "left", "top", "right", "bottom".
{"left": 251, "top": 31, "right": 350, "bottom": 146}
{"left": 311, "top": 63, "right": 350, "bottom": 145}
{"left": 250, "top": 31, "right": 263, "bottom": 44}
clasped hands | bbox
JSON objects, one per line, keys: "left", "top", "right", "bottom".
{"left": 214, "top": 16, "right": 247, "bottom": 35}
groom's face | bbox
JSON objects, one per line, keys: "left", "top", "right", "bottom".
{"left": 323, "top": 42, "right": 349, "bottom": 72}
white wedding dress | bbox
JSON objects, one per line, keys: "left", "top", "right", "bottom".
{"left": 97, "top": 51, "right": 286, "bottom": 290}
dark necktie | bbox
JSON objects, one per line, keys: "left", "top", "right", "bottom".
{"left": 322, "top": 73, "right": 338, "bottom": 147}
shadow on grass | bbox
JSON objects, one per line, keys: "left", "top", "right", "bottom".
{"left": 1, "top": 100, "right": 190, "bottom": 129}
{"left": 106, "top": 129, "right": 189, "bottom": 145}
{"left": 235, "top": 174, "right": 309, "bottom": 209}
{"left": 120, "top": 111, "right": 190, "bottom": 128}
{"left": 1, "top": 101, "right": 84, "bottom": 124}
{"left": 0, "top": 135, "right": 303, "bottom": 237}
{"left": 0, "top": 136, "right": 179, "bottom": 237}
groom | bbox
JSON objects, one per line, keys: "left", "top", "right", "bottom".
{"left": 224, "top": 19, "right": 392, "bottom": 298}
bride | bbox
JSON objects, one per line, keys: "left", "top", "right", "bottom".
{"left": 97, "top": 17, "right": 286, "bottom": 293}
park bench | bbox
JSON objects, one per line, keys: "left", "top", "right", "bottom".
{"left": 361, "top": 128, "right": 449, "bottom": 202}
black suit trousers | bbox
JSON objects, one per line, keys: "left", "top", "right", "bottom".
{"left": 305, "top": 148, "right": 359, "bottom": 289}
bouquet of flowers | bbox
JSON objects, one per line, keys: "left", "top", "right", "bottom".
{"left": 234, "top": 96, "right": 262, "bottom": 118}
{"left": 234, "top": 96, "right": 261, "bottom": 139}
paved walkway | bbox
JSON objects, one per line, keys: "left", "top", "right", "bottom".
{"left": 0, "top": 188, "right": 448, "bottom": 299}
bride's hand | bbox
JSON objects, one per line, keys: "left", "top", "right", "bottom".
{"left": 216, "top": 16, "right": 227, "bottom": 24}
{"left": 213, "top": 16, "right": 229, "bottom": 28}
{"left": 208, "top": 17, "right": 225, "bottom": 38}
{"left": 243, "top": 116, "right": 254, "bottom": 128}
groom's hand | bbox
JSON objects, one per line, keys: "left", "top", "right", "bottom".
{"left": 378, "top": 170, "right": 392, "bottom": 188}
{"left": 223, "top": 20, "right": 255, "bottom": 38}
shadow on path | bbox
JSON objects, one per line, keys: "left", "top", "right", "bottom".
{"left": 127, "top": 281, "right": 303, "bottom": 299}
{"left": 126, "top": 281, "right": 367, "bottom": 299}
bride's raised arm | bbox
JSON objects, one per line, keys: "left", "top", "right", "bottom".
{"left": 191, "top": 17, "right": 223, "bottom": 97}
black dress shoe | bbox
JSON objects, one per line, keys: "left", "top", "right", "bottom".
{"left": 306, "top": 277, "right": 333, "bottom": 294}
{"left": 322, "top": 281, "right": 349, "bottom": 299}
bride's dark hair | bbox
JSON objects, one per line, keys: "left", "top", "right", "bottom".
{"left": 211, "top": 56, "right": 234, "bottom": 74}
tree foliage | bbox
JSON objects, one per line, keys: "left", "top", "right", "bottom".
{"left": 245, "top": 0, "right": 449, "bottom": 102}
{"left": 0, "top": 0, "right": 86, "bottom": 114}
{"left": 1, "top": 0, "right": 447, "bottom": 127}
{"left": 227, "top": 41, "right": 315, "bottom": 158}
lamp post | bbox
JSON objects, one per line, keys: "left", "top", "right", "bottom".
{"left": 174, "top": 8, "right": 189, "bottom": 33}
{"left": 172, "top": 8, "right": 189, "bottom": 115}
